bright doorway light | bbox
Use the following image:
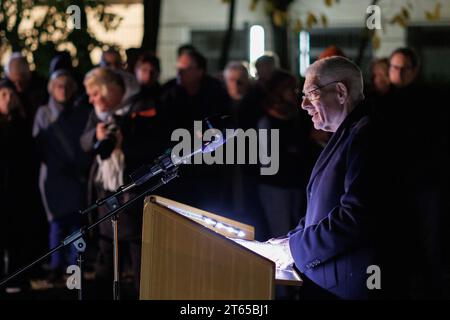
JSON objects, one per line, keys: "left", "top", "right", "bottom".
{"left": 249, "top": 25, "right": 265, "bottom": 77}
{"left": 299, "top": 31, "right": 310, "bottom": 77}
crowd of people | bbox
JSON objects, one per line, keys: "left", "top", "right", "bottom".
{"left": 0, "top": 43, "right": 448, "bottom": 299}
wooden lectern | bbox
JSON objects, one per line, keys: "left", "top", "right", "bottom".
{"left": 139, "top": 195, "right": 302, "bottom": 300}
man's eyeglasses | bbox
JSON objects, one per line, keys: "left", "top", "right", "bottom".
{"left": 389, "top": 64, "right": 414, "bottom": 72}
{"left": 297, "top": 80, "right": 341, "bottom": 102}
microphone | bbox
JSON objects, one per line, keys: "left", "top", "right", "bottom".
{"left": 129, "top": 115, "right": 235, "bottom": 186}
{"left": 197, "top": 114, "right": 235, "bottom": 154}
{"left": 79, "top": 115, "right": 235, "bottom": 216}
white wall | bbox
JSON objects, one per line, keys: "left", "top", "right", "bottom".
{"left": 157, "top": 0, "right": 450, "bottom": 80}
{"left": 158, "top": 0, "right": 271, "bottom": 81}
{"left": 291, "top": 0, "right": 450, "bottom": 58}
{"left": 4, "top": 0, "right": 449, "bottom": 77}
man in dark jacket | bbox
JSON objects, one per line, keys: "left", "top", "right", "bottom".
{"left": 269, "top": 56, "right": 375, "bottom": 300}
{"left": 0, "top": 79, "right": 37, "bottom": 291}
{"left": 4, "top": 52, "right": 47, "bottom": 124}
{"left": 372, "top": 48, "right": 447, "bottom": 298}
{"left": 159, "top": 49, "right": 230, "bottom": 213}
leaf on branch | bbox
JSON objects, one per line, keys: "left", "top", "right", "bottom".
{"left": 294, "top": 18, "right": 303, "bottom": 33}
{"left": 435, "top": 2, "right": 442, "bottom": 18}
{"left": 264, "top": 1, "right": 274, "bottom": 14}
{"left": 101, "top": 13, "right": 123, "bottom": 31}
{"left": 324, "top": 0, "right": 333, "bottom": 7}
{"left": 401, "top": 7, "right": 410, "bottom": 20}
{"left": 23, "top": 8, "right": 31, "bottom": 19}
{"left": 272, "top": 9, "right": 286, "bottom": 27}
{"left": 425, "top": 3, "right": 441, "bottom": 21}
{"left": 306, "top": 11, "right": 318, "bottom": 29}
{"left": 321, "top": 13, "right": 328, "bottom": 27}
{"left": 371, "top": 33, "right": 380, "bottom": 50}
{"left": 390, "top": 14, "right": 408, "bottom": 27}
{"left": 250, "top": 0, "right": 259, "bottom": 11}
{"left": 93, "top": 5, "right": 123, "bottom": 32}
{"left": 390, "top": 5, "right": 411, "bottom": 27}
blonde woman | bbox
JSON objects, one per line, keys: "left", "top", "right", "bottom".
{"left": 81, "top": 67, "right": 161, "bottom": 296}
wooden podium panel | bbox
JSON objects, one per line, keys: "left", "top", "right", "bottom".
{"left": 140, "top": 196, "right": 302, "bottom": 300}
{"left": 140, "top": 196, "right": 301, "bottom": 300}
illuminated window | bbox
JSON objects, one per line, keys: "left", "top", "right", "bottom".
{"left": 299, "top": 31, "right": 310, "bottom": 77}
{"left": 249, "top": 25, "right": 265, "bottom": 77}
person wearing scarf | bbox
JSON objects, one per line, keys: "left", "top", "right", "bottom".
{"left": 33, "top": 69, "right": 90, "bottom": 283}
{"left": 81, "top": 67, "right": 158, "bottom": 297}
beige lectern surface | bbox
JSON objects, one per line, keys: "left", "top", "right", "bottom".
{"left": 140, "top": 195, "right": 302, "bottom": 300}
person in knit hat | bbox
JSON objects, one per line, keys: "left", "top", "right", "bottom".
{"left": 318, "top": 45, "right": 346, "bottom": 60}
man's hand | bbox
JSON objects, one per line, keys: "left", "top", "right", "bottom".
{"left": 96, "top": 123, "right": 108, "bottom": 141}
{"left": 266, "top": 237, "right": 295, "bottom": 270}
{"left": 266, "top": 237, "right": 289, "bottom": 245}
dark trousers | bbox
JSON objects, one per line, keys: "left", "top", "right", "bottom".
{"left": 49, "top": 214, "right": 81, "bottom": 271}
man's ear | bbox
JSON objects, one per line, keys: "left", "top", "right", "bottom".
{"left": 336, "top": 82, "right": 348, "bottom": 104}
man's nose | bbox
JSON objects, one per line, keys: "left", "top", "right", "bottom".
{"left": 301, "top": 96, "right": 310, "bottom": 110}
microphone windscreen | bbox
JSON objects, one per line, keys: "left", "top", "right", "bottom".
{"left": 201, "top": 115, "right": 236, "bottom": 153}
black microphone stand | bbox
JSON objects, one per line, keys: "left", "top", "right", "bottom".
{"left": 73, "top": 237, "right": 86, "bottom": 300}
{"left": 75, "top": 148, "right": 177, "bottom": 300}
{"left": 0, "top": 167, "right": 179, "bottom": 300}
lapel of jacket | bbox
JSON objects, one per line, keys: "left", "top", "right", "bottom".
{"left": 306, "top": 103, "right": 366, "bottom": 194}
{"left": 307, "top": 126, "right": 348, "bottom": 190}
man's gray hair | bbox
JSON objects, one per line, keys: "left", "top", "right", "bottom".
{"left": 5, "top": 52, "right": 30, "bottom": 77}
{"left": 306, "top": 56, "right": 364, "bottom": 102}
{"left": 223, "top": 60, "right": 249, "bottom": 77}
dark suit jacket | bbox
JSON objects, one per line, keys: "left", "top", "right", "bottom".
{"left": 289, "top": 103, "right": 374, "bottom": 299}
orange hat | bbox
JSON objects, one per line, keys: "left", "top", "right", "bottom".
{"left": 319, "top": 45, "right": 346, "bottom": 60}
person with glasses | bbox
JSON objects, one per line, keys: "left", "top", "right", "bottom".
{"left": 267, "top": 56, "right": 376, "bottom": 299}
{"left": 388, "top": 48, "right": 419, "bottom": 88}
{"left": 378, "top": 47, "right": 446, "bottom": 298}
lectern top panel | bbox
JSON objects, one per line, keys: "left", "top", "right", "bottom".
{"left": 148, "top": 195, "right": 255, "bottom": 240}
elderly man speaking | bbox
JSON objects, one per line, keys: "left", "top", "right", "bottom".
{"left": 270, "top": 56, "right": 375, "bottom": 300}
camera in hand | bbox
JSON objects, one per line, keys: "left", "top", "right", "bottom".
{"left": 93, "top": 122, "right": 119, "bottom": 160}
